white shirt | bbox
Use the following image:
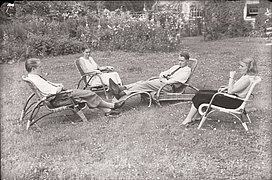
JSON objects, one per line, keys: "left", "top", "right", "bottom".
{"left": 234, "top": 75, "right": 254, "bottom": 98}
{"left": 79, "top": 57, "right": 99, "bottom": 73}
{"left": 159, "top": 65, "right": 191, "bottom": 84}
{"left": 27, "top": 74, "right": 62, "bottom": 96}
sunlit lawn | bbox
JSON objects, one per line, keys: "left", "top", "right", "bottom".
{"left": 1, "top": 37, "right": 271, "bottom": 179}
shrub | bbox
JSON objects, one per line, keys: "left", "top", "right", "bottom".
{"left": 27, "top": 33, "right": 85, "bottom": 56}
{"left": 203, "top": 1, "right": 253, "bottom": 40}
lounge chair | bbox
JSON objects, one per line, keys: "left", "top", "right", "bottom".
{"left": 197, "top": 76, "right": 261, "bottom": 131}
{"left": 21, "top": 75, "right": 87, "bottom": 130}
{"left": 118, "top": 58, "right": 199, "bottom": 108}
{"left": 75, "top": 59, "right": 108, "bottom": 98}
{"left": 154, "top": 58, "right": 199, "bottom": 106}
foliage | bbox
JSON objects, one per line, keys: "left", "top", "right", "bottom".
{"left": 1, "top": 1, "right": 185, "bottom": 63}
{"left": 96, "top": 10, "right": 182, "bottom": 52}
{"left": 203, "top": 1, "right": 253, "bottom": 40}
{"left": 0, "top": 1, "right": 266, "bottom": 63}
{"left": 254, "top": 0, "right": 272, "bottom": 37}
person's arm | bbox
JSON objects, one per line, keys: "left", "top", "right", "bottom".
{"left": 227, "top": 72, "right": 250, "bottom": 94}
{"left": 89, "top": 57, "right": 100, "bottom": 69}
{"left": 30, "top": 75, "right": 63, "bottom": 95}
{"left": 164, "top": 67, "right": 191, "bottom": 84}
{"left": 159, "top": 66, "right": 176, "bottom": 79}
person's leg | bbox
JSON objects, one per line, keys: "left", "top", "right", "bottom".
{"left": 97, "top": 100, "right": 125, "bottom": 116}
{"left": 123, "top": 79, "right": 165, "bottom": 95}
{"left": 182, "top": 104, "right": 198, "bottom": 125}
{"left": 71, "top": 89, "right": 124, "bottom": 113}
{"left": 181, "top": 90, "right": 217, "bottom": 125}
{"left": 97, "top": 100, "right": 114, "bottom": 109}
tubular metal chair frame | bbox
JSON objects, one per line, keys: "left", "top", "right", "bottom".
{"left": 21, "top": 75, "right": 88, "bottom": 130}
{"left": 75, "top": 59, "right": 109, "bottom": 98}
{"left": 197, "top": 76, "right": 261, "bottom": 131}
{"left": 117, "top": 91, "right": 153, "bottom": 108}
{"left": 118, "top": 58, "right": 199, "bottom": 108}
{"left": 154, "top": 58, "right": 199, "bottom": 106}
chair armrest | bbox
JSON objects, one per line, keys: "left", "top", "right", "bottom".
{"left": 80, "top": 72, "right": 102, "bottom": 82}
{"left": 155, "top": 82, "right": 182, "bottom": 99}
{"left": 218, "top": 86, "right": 228, "bottom": 93}
{"left": 215, "top": 92, "right": 244, "bottom": 100}
{"left": 201, "top": 92, "right": 246, "bottom": 115}
{"left": 100, "top": 66, "right": 114, "bottom": 72}
{"left": 83, "top": 71, "right": 101, "bottom": 76}
{"left": 148, "top": 76, "right": 159, "bottom": 81}
{"left": 205, "top": 92, "right": 244, "bottom": 110}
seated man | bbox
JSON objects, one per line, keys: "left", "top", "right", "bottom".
{"left": 79, "top": 48, "right": 122, "bottom": 87}
{"left": 109, "top": 52, "right": 192, "bottom": 100}
{"left": 25, "top": 58, "right": 125, "bottom": 117}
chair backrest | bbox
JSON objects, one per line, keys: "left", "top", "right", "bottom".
{"left": 186, "top": 58, "right": 198, "bottom": 83}
{"left": 74, "top": 59, "right": 88, "bottom": 84}
{"left": 173, "top": 58, "right": 198, "bottom": 92}
{"left": 22, "top": 75, "right": 74, "bottom": 109}
{"left": 243, "top": 76, "right": 262, "bottom": 101}
{"left": 239, "top": 76, "right": 261, "bottom": 109}
{"left": 22, "top": 75, "right": 56, "bottom": 108}
{"left": 22, "top": 75, "right": 46, "bottom": 99}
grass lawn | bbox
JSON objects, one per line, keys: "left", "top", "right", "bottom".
{"left": 1, "top": 37, "right": 271, "bottom": 179}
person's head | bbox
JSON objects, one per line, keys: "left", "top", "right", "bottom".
{"left": 25, "top": 58, "right": 42, "bottom": 73}
{"left": 83, "top": 48, "right": 91, "bottom": 58}
{"left": 239, "top": 57, "right": 258, "bottom": 75}
{"left": 178, "top": 52, "right": 190, "bottom": 67}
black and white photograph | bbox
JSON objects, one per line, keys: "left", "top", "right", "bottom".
{"left": 1, "top": 0, "right": 271, "bottom": 179}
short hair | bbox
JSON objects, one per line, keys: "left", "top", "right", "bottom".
{"left": 25, "top": 58, "right": 41, "bottom": 72}
{"left": 241, "top": 57, "right": 258, "bottom": 74}
{"left": 83, "top": 47, "right": 91, "bottom": 52}
{"left": 179, "top": 52, "right": 190, "bottom": 60}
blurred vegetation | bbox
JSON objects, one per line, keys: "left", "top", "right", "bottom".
{"left": 0, "top": 1, "right": 270, "bottom": 63}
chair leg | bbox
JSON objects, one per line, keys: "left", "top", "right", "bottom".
{"left": 20, "top": 110, "right": 25, "bottom": 121}
{"left": 76, "top": 110, "right": 88, "bottom": 122}
{"left": 197, "top": 115, "right": 207, "bottom": 129}
{"left": 241, "top": 122, "right": 249, "bottom": 131}
{"left": 239, "top": 114, "right": 249, "bottom": 131}
{"left": 26, "top": 120, "right": 31, "bottom": 130}
{"left": 244, "top": 110, "right": 252, "bottom": 123}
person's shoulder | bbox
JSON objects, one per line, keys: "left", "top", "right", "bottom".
{"left": 172, "top": 64, "right": 179, "bottom": 68}
{"left": 28, "top": 73, "right": 38, "bottom": 78}
{"left": 182, "top": 65, "right": 191, "bottom": 70}
{"left": 239, "top": 75, "right": 251, "bottom": 83}
{"left": 27, "top": 73, "right": 40, "bottom": 80}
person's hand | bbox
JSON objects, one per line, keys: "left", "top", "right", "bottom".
{"left": 218, "top": 86, "right": 228, "bottom": 92}
{"left": 229, "top": 71, "right": 236, "bottom": 79}
{"left": 107, "top": 66, "right": 114, "bottom": 71}
{"left": 94, "top": 70, "right": 102, "bottom": 74}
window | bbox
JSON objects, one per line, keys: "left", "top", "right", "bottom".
{"left": 246, "top": 4, "right": 259, "bottom": 17}
{"left": 190, "top": 5, "right": 202, "bottom": 18}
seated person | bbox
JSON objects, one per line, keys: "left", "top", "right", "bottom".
{"left": 109, "top": 52, "right": 192, "bottom": 100}
{"left": 25, "top": 58, "right": 125, "bottom": 117}
{"left": 181, "top": 57, "right": 258, "bottom": 126}
{"left": 79, "top": 48, "right": 122, "bottom": 87}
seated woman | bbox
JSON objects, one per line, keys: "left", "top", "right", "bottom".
{"left": 25, "top": 58, "right": 125, "bottom": 117}
{"left": 109, "top": 52, "right": 192, "bottom": 100}
{"left": 181, "top": 57, "right": 258, "bottom": 125}
{"left": 79, "top": 48, "right": 122, "bottom": 87}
